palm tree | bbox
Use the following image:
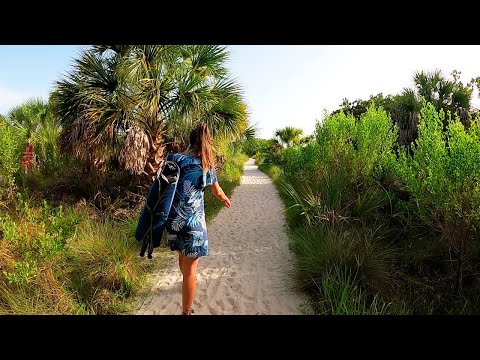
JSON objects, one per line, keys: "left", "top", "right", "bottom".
{"left": 52, "top": 45, "right": 250, "bottom": 182}
{"left": 412, "top": 69, "right": 472, "bottom": 112}
{"left": 8, "top": 98, "right": 48, "bottom": 140}
{"left": 393, "top": 69, "right": 473, "bottom": 151}
{"left": 7, "top": 98, "right": 62, "bottom": 174}
{"left": 275, "top": 126, "right": 304, "bottom": 147}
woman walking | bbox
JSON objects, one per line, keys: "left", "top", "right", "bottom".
{"left": 166, "top": 123, "right": 231, "bottom": 315}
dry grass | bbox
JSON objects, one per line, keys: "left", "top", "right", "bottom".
{"left": 0, "top": 198, "right": 152, "bottom": 314}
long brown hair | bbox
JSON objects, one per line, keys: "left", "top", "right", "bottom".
{"left": 189, "top": 123, "right": 215, "bottom": 172}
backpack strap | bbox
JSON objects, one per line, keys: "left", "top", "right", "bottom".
{"left": 155, "top": 153, "right": 175, "bottom": 179}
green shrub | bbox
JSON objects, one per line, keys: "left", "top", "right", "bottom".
{"left": 0, "top": 119, "right": 25, "bottom": 195}
{"left": 281, "top": 142, "right": 320, "bottom": 176}
{"left": 355, "top": 105, "right": 398, "bottom": 179}
{"left": 257, "top": 163, "right": 283, "bottom": 182}
{"left": 314, "top": 104, "right": 397, "bottom": 184}
{"left": 241, "top": 138, "right": 272, "bottom": 157}
{"left": 0, "top": 198, "right": 148, "bottom": 314}
{"left": 277, "top": 105, "right": 396, "bottom": 227}
{"left": 0, "top": 197, "right": 80, "bottom": 314}
{"left": 289, "top": 224, "right": 397, "bottom": 298}
{"left": 394, "top": 103, "right": 480, "bottom": 291}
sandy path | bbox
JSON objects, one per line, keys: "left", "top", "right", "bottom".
{"left": 136, "top": 158, "right": 306, "bottom": 315}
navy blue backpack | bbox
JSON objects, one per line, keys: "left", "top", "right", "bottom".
{"left": 135, "top": 153, "right": 180, "bottom": 259}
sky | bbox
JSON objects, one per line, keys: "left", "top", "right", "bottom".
{"left": 1, "top": 45, "right": 480, "bottom": 139}
{"left": 0, "top": 45, "right": 85, "bottom": 114}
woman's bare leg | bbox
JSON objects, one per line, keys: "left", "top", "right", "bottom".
{"left": 178, "top": 250, "right": 183, "bottom": 271}
{"left": 179, "top": 252, "right": 199, "bottom": 314}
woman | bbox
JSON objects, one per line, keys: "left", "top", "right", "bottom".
{"left": 166, "top": 123, "right": 231, "bottom": 315}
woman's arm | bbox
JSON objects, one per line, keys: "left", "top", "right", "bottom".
{"left": 210, "top": 181, "right": 231, "bottom": 208}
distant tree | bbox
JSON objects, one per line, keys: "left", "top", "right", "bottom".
{"left": 275, "top": 126, "right": 304, "bottom": 147}
{"left": 331, "top": 93, "right": 396, "bottom": 121}
{"left": 7, "top": 97, "right": 62, "bottom": 175}
{"left": 8, "top": 98, "right": 49, "bottom": 141}
{"left": 299, "top": 134, "right": 314, "bottom": 145}
{"left": 330, "top": 70, "right": 475, "bottom": 153}
{"left": 393, "top": 69, "right": 473, "bottom": 150}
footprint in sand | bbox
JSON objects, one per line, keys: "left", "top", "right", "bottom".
{"left": 227, "top": 297, "right": 236, "bottom": 306}
{"left": 216, "top": 299, "right": 225, "bottom": 310}
{"left": 232, "top": 283, "right": 242, "bottom": 292}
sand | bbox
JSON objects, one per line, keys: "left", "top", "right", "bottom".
{"left": 135, "top": 158, "right": 307, "bottom": 315}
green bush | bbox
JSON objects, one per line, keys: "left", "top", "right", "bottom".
{"left": 0, "top": 197, "right": 80, "bottom": 314}
{"left": 394, "top": 103, "right": 480, "bottom": 291}
{"left": 289, "top": 224, "right": 398, "bottom": 314}
{"left": 257, "top": 97, "right": 480, "bottom": 313}
{"left": 277, "top": 105, "right": 396, "bottom": 227}
{"left": 0, "top": 119, "right": 25, "bottom": 195}
{"left": 243, "top": 137, "right": 284, "bottom": 167}
{"left": 314, "top": 104, "right": 397, "bottom": 184}
{"left": 290, "top": 224, "right": 397, "bottom": 296}
{"left": 281, "top": 142, "right": 320, "bottom": 177}
{"left": 241, "top": 138, "right": 272, "bottom": 157}
{"left": 270, "top": 105, "right": 405, "bottom": 313}
{"left": 0, "top": 198, "right": 148, "bottom": 314}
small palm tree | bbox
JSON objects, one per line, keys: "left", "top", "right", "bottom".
{"left": 7, "top": 98, "right": 62, "bottom": 174}
{"left": 8, "top": 98, "right": 47, "bottom": 140}
{"left": 275, "top": 126, "right": 304, "bottom": 147}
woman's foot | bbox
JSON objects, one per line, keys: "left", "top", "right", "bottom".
{"left": 181, "top": 308, "right": 195, "bottom": 315}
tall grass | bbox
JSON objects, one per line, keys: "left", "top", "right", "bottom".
{"left": 0, "top": 197, "right": 152, "bottom": 314}
{"left": 289, "top": 224, "right": 397, "bottom": 298}
{"left": 67, "top": 217, "right": 145, "bottom": 314}
{"left": 317, "top": 266, "right": 403, "bottom": 315}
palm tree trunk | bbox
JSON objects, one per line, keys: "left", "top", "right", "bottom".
{"left": 144, "top": 129, "right": 165, "bottom": 181}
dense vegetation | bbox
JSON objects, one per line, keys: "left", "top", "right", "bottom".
{"left": 249, "top": 69, "right": 480, "bottom": 314}
{"left": 4, "top": 50, "right": 480, "bottom": 315}
{"left": 0, "top": 45, "right": 250, "bottom": 314}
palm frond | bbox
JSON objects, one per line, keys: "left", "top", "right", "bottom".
{"left": 51, "top": 45, "right": 252, "bottom": 179}
{"left": 275, "top": 126, "right": 304, "bottom": 147}
{"left": 182, "top": 45, "right": 229, "bottom": 79}
{"left": 242, "top": 124, "right": 257, "bottom": 140}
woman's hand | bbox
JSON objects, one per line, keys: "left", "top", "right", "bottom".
{"left": 211, "top": 182, "right": 231, "bottom": 208}
{"left": 223, "top": 197, "right": 231, "bottom": 208}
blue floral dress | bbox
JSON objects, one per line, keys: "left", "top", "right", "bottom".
{"left": 166, "top": 153, "right": 218, "bottom": 258}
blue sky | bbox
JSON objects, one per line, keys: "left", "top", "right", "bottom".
{"left": 2, "top": 45, "right": 480, "bottom": 138}
{"left": 0, "top": 45, "right": 85, "bottom": 113}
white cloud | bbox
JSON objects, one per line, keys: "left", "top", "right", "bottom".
{"left": 0, "top": 85, "right": 48, "bottom": 116}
